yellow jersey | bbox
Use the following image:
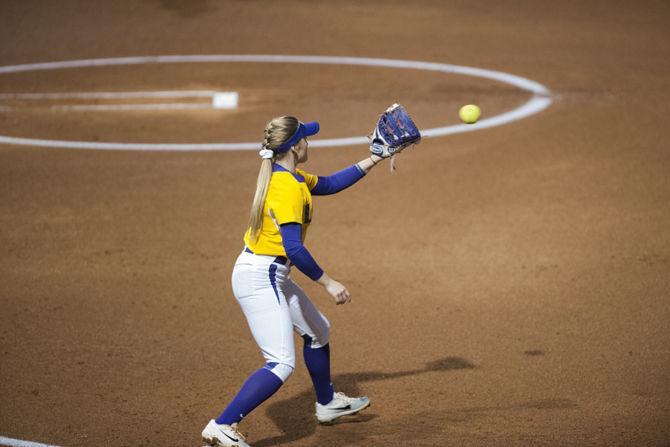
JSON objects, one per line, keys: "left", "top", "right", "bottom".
{"left": 243, "top": 165, "right": 318, "bottom": 256}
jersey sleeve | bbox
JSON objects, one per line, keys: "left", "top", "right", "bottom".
{"left": 296, "top": 169, "right": 319, "bottom": 191}
{"left": 266, "top": 179, "right": 305, "bottom": 225}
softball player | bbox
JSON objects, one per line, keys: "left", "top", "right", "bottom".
{"left": 202, "top": 116, "right": 385, "bottom": 447}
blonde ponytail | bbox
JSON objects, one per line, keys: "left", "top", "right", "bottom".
{"left": 248, "top": 158, "right": 273, "bottom": 241}
{"left": 247, "top": 116, "right": 300, "bottom": 241}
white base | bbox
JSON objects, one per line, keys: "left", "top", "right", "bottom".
{"left": 212, "top": 92, "right": 238, "bottom": 109}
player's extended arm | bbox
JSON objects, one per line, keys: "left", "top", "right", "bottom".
{"left": 279, "top": 223, "right": 351, "bottom": 304}
{"left": 311, "top": 155, "right": 384, "bottom": 196}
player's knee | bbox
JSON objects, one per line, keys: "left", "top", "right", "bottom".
{"left": 310, "top": 317, "right": 330, "bottom": 348}
{"left": 302, "top": 327, "right": 329, "bottom": 349}
{"left": 264, "top": 362, "right": 294, "bottom": 382}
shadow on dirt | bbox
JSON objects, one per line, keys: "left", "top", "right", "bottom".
{"left": 437, "top": 398, "right": 578, "bottom": 424}
{"left": 253, "top": 356, "right": 475, "bottom": 447}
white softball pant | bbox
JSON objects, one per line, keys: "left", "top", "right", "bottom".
{"left": 231, "top": 250, "right": 330, "bottom": 382}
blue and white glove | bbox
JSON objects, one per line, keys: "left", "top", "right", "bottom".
{"left": 369, "top": 103, "right": 421, "bottom": 159}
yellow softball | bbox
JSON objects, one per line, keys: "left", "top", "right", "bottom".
{"left": 459, "top": 104, "right": 481, "bottom": 124}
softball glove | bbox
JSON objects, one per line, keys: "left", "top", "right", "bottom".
{"left": 369, "top": 103, "right": 421, "bottom": 159}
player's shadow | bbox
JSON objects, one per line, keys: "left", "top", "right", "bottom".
{"left": 253, "top": 356, "right": 475, "bottom": 447}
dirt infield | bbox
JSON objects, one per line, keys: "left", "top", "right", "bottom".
{"left": 1, "top": 1, "right": 669, "bottom": 446}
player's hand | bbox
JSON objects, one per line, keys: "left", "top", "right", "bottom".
{"left": 317, "top": 273, "right": 351, "bottom": 305}
{"left": 326, "top": 278, "right": 351, "bottom": 305}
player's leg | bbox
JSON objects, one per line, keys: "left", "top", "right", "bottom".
{"left": 203, "top": 258, "right": 294, "bottom": 446}
{"left": 283, "top": 279, "right": 370, "bottom": 423}
{"left": 283, "top": 278, "right": 333, "bottom": 403}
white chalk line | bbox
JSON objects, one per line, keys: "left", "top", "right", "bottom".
{"left": 0, "top": 90, "right": 218, "bottom": 100}
{"left": 0, "top": 90, "right": 239, "bottom": 111}
{"left": 52, "top": 102, "right": 213, "bottom": 111}
{"left": 0, "top": 436, "right": 62, "bottom": 447}
{"left": 0, "top": 55, "right": 553, "bottom": 150}
{"left": 1, "top": 103, "right": 215, "bottom": 112}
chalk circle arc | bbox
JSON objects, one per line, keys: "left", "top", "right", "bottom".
{"left": 0, "top": 55, "right": 553, "bottom": 151}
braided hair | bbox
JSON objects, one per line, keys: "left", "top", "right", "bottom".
{"left": 248, "top": 116, "right": 300, "bottom": 241}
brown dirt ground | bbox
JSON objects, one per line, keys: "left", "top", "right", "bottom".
{"left": 1, "top": 1, "right": 669, "bottom": 446}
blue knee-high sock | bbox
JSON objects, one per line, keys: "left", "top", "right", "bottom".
{"left": 215, "top": 367, "right": 283, "bottom": 425}
{"left": 303, "top": 335, "right": 334, "bottom": 405}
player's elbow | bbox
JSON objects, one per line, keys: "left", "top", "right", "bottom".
{"left": 283, "top": 240, "right": 305, "bottom": 260}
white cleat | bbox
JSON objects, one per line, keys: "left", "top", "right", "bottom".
{"left": 315, "top": 391, "right": 371, "bottom": 423}
{"left": 202, "top": 420, "right": 251, "bottom": 447}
